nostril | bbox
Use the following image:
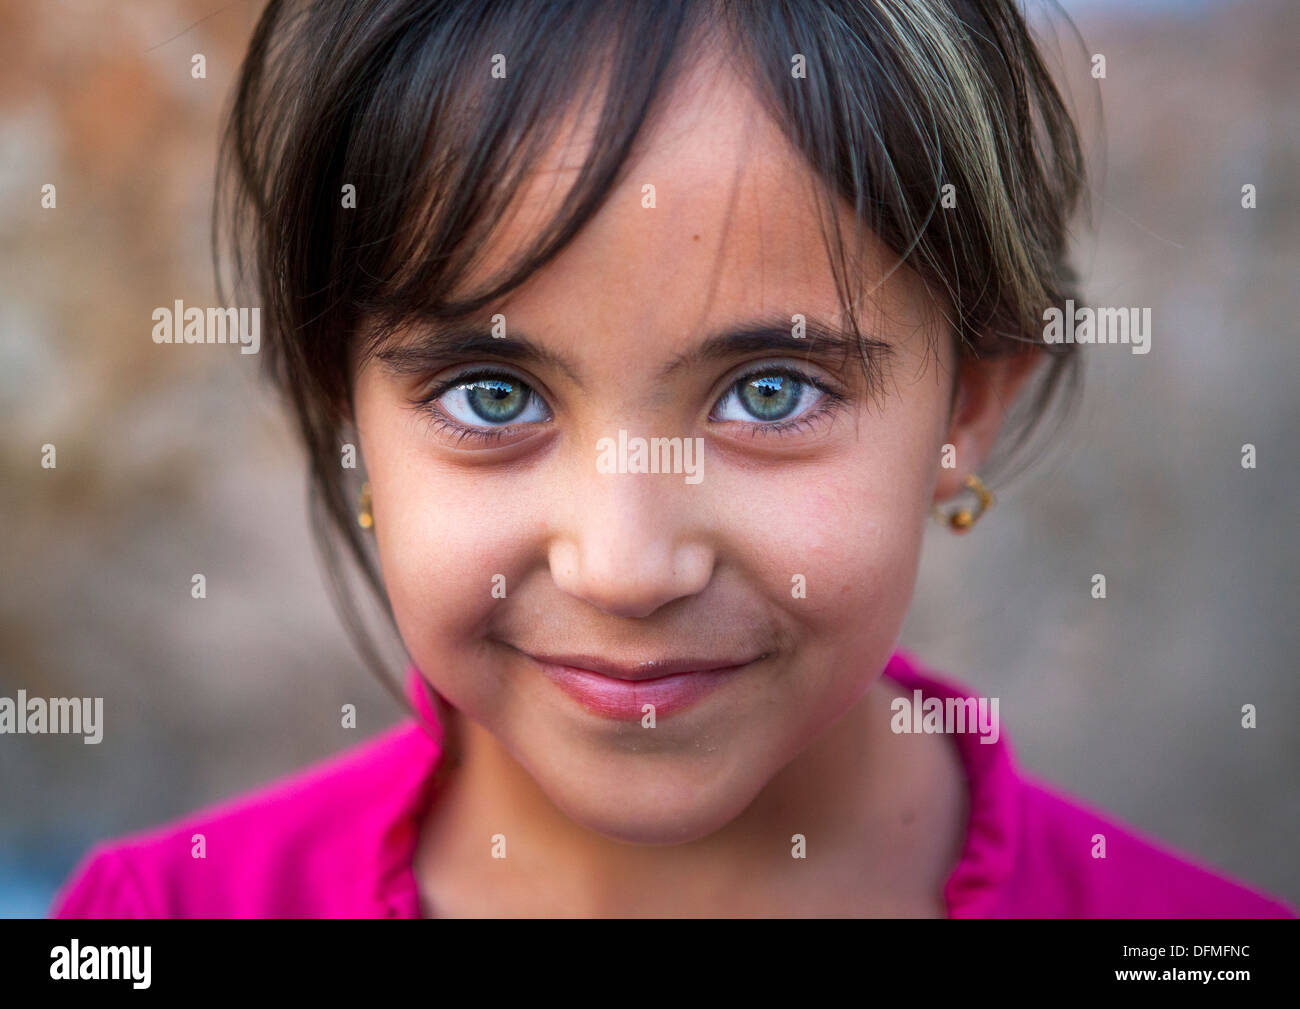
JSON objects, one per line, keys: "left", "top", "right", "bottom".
{"left": 546, "top": 535, "right": 714, "bottom": 620}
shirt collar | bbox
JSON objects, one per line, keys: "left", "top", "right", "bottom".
{"left": 882, "top": 649, "right": 1020, "bottom": 917}
{"left": 370, "top": 666, "right": 447, "bottom": 917}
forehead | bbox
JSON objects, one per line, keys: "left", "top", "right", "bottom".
{"left": 460, "top": 52, "right": 924, "bottom": 354}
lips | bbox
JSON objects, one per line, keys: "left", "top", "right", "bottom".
{"left": 530, "top": 652, "right": 762, "bottom": 718}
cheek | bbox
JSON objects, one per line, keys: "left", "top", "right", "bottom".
{"left": 374, "top": 466, "right": 526, "bottom": 670}
{"left": 761, "top": 467, "right": 922, "bottom": 629}
{"left": 754, "top": 410, "right": 942, "bottom": 621}
{"left": 354, "top": 390, "right": 524, "bottom": 706}
{"left": 747, "top": 435, "right": 937, "bottom": 733}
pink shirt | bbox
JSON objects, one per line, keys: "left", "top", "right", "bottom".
{"left": 49, "top": 650, "right": 1295, "bottom": 918}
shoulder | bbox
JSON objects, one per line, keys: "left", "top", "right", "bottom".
{"left": 884, "top": 650, "right": 1295, "bottom": 919}
{"left": 1001, "top": 774, "right": 1296, "bottom": 918}
{"left": 49, "top": 720, "right": 438, "bottom": 919}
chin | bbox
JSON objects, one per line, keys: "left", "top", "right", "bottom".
{"left": 535, "top": 757, "right": 769, "bottom": 846}
{"left": 561, "top": 797, "right": 750, "bottom": 846}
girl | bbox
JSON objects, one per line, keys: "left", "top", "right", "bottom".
{"left": 51, "top": 0, "right": 1293, "bottom": 917}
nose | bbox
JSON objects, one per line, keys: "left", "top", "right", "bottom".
{"left": 547, "top": 465, "right": 715, "bottom": 619}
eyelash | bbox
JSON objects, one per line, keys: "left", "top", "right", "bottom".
{"left": 412, "top": 363, "right": 845, "bottom": 446}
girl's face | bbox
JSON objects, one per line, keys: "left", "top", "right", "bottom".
{"left": 354, "top": 61, "right": 1013, "bottom": 844}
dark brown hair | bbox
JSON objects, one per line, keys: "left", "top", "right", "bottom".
{"left": 216, "top": 0, "right": 1088, "bottom": 737}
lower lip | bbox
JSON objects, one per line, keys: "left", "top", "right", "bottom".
{"left": 536, "top": 661, "right": 749, "bottom": 719}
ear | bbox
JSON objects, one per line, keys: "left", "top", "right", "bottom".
{"left": 933, "top": 347, "right": 1041, "bottom": 503}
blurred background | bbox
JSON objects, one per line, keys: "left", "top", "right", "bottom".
{"left": 1, "top": 0, "right": 1296, "bottom": 915}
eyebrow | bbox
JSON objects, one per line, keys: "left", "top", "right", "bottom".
{"left": 374, "top": 314, "right": 892, "bottom": 387}
{"left": 657, "top": 317, "right": 892, "bottom": 379}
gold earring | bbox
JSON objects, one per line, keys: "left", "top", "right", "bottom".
{"left": 358, "top": 481, "right": 374, "bottom": 530}
{"left": 933, "top": 473, "right": 993, "bottom": 532}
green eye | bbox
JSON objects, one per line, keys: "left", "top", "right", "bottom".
{"left": 737, "top": 374, "right": 800, "bottom": 421}
{"left": 714, "top": 367, "right": 826, "bottom": 424}
{"left": 432, "top": 371, "right": 550, "bottom": 427}
{"left": 463, "top": 377, "right": 529, "bottom": 422}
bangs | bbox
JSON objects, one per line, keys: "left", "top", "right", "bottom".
{"left": 352, "top": 3, "right": 718, "bottom": 338}
{"left": 221, "top": 0, "right": 1083, "bottom": 412}
{"left": 221, "top": 0, "right": 723, "bottom": 410}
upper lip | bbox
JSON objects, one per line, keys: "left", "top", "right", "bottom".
{"left": 527, "top": 652, "right": 766, "bottom": 681}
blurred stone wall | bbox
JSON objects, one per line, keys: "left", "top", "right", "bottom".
{"left": 1, "top": 0, "right": 1296, "bottom": 914}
